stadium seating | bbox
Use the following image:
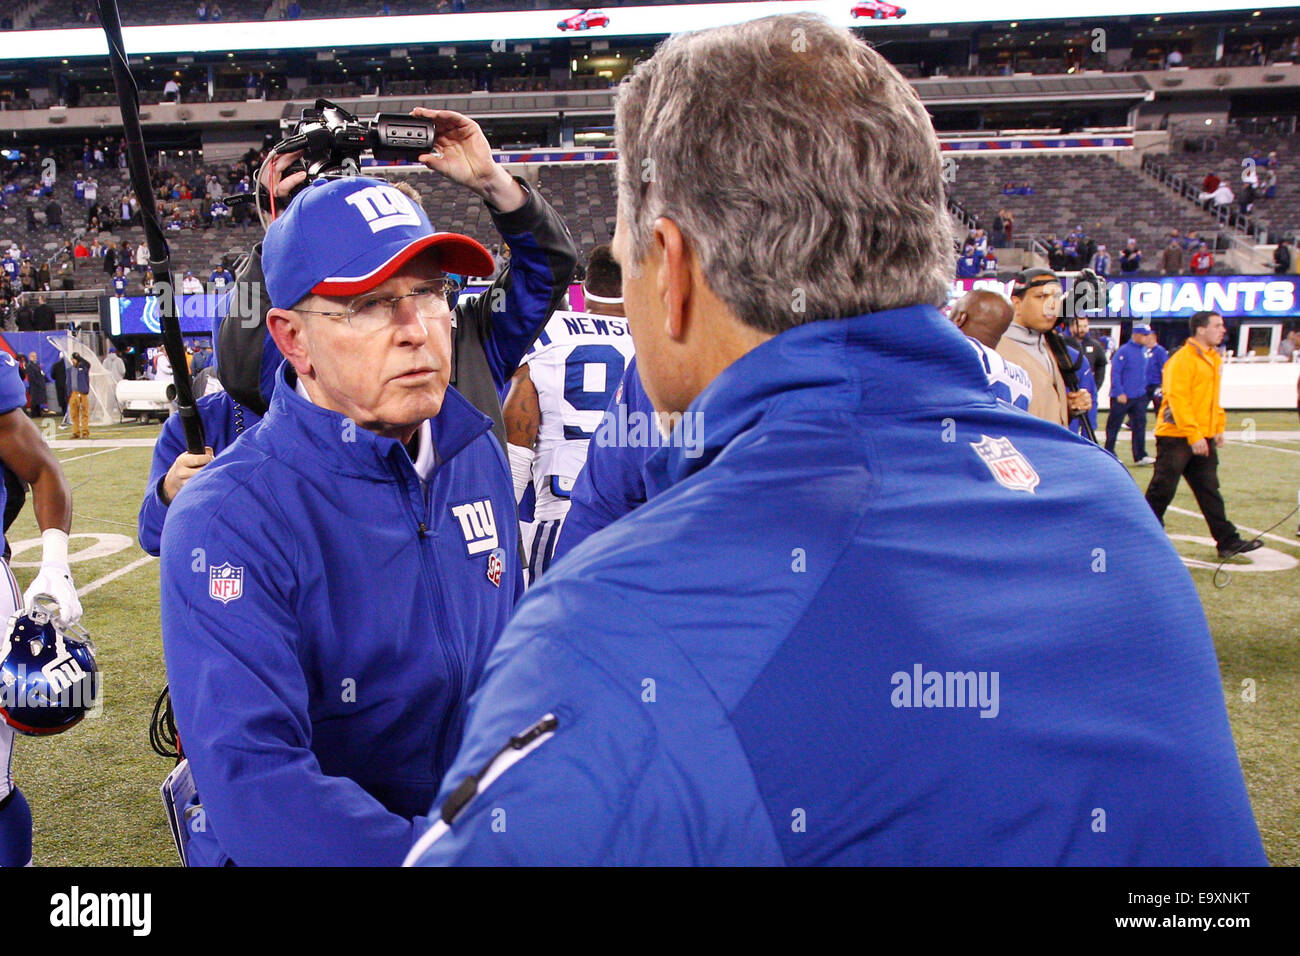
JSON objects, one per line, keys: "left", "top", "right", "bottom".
{"left": 1143, "top": 130, "right": 1299, "bottom": 241}
{"left": 944, "top": 154, "right": 1228, "bottom": 268}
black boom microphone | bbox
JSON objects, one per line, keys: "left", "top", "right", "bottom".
{"left": 96, "top": 0, "right": 205, "bottom": 455}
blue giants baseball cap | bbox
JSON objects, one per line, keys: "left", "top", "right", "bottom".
{"left": 1132, "top": 324, "right": 1153, "bottom": 335}
{"left": 261, "top": 176, "right": 495, "bottom": 310}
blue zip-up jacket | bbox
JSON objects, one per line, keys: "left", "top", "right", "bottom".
{"left": 408, "top": 305, "right": 1265, "bottom": 866}
{"left": 1110, "top": 340, "right": 1148, "bottom": 399}
{"left": 1145, "top": 343, "right": 1169, "bottom": 388}
{"left": 137, "top": 390, "right": 262, "bottom": 556}
{"left": 552, "top": 355, "right": 652, "bottom": 561}
{"left": 160, "top": 362, "right": 520, "bottom": 866}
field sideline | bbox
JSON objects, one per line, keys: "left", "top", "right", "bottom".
{"left": 10, "top": 411, "right": 1300, "bottom": 867}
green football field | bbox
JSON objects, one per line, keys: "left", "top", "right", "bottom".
{"left": 10, "top": 411, "right": 1300, "bottom": 866}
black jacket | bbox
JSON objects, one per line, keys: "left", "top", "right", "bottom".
{"left": 1072, "top": 333, "right": 1108, "bottom": 390}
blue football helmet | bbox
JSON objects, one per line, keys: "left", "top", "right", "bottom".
{"left": 0, "top": 604, "right": 99, "bottom": 736}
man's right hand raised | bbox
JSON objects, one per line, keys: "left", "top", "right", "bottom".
{"left": 162, "top": 447, "right": 215, "bottom": 505}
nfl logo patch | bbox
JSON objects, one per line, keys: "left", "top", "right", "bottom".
{"left": 486, "top": 548, "right": 504, "bottom": 588}
{"left": 970, "top": 435, "right": 1040, "bottom": 494}
{"left": 209, "top": 562, "right": 244, "bottom": 604}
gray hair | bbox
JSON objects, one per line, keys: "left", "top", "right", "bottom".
{"left": 615, "top": 13, "right": 952, "bottom": 334}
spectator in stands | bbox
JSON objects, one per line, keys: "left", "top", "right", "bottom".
{"left": 990, "top": 212, "right": 1006, "bottom": 249}
{"left": 1047, "top": 239, "right": 1066, "bottom": 272}
{"left": 209, "top": 197, "right": 231, "bottom": 227}
{"left": 1238, "top": 181, "right": 1256, "bottom": 216}
{"left": 211, "top": 3, "right": 223, "bottom": 21}
{"left": 210, "top": 263, "right": 235, "bottom": 293}
{"left": 982, "top": 248, "right": 998, "bottom": 274}
{"left": 89, "top": 238, "right": 102, "bottom": 259}
{"left": 135, "top": 240, "right": 149, "bottom": 277}
{"left": 1161, "top": 236, "right": 1185, "bottom": 274}
{"left": 955, "top": 244, "right": 983, "bottom": 278}
{"left": 1275, "top": 237, "right": 1293, "bottom": 275}
{"left": 25, "top": 207, "right": 36, "bottom": 234}
{"left": 1091, "top": 244, "right": 1110, "bottom": 277}
{"left": 1119, "top": 239, "right": 1142, "bottom": 274}
{"left": 197, "top": 1, "right": 208, "bottom": 20}
{"left": 287, "top": 0, "right": 302, "bottom": 18}
{"left": 1165, "top": 49, "right": 1183, "bottom": 69}
{"left": 73, "top": 174, "right": 84, "bottom": 206}
{"left": 111, "top": 267, "right": 128, "bottom": 298}
{"left": 44, "top": 200, "right": 62, "bottom": 232}
{"left": 84, "top": 176, "right": 97, "bottom": 208}
{"left": 1260, "top": 163, "right": 1277, "bottom": 199}
{"left": 1190, "top": 242, "right": 1213, "bottom": 275}
{"left": 73, "top": 239, "right": 88, "bottom": 259}
{"left": 1183, "top": 229, "right": 1201, "bottom": 250}
{"left": 181, "top": 271, "right": 204, "bottom": 295}
{"left": 1207, "top": 180, "right": 1234, "bottom": 210}
{"left": 1201, "top": 171, "right": 1221, "bottom": 195}
{"left": 164, "top": 77, "right": 181, "bottom": 104}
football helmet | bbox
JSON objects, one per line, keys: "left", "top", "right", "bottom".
{"left": 0, "top": 603, "right": 99, "bottom": 736}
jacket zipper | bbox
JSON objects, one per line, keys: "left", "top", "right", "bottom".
{"left": 393, "top": 454, "right": 466, "bottom": 786}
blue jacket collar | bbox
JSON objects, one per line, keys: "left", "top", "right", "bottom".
{"left": 260, "top": 361, "right": 493, "bottom": 479}
{"left": 644, "top": 304, "right": 990, "bottom": 495}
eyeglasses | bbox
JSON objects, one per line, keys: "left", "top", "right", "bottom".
{"left": 294, "top": 276, "right": 461, "bottom": 334}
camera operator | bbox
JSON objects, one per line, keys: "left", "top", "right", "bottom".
{"left": 138, "top": 108, "right": 577, "bottom": 555}
{"left": 996, "top": 268, "right": 1092, "bottom": 429}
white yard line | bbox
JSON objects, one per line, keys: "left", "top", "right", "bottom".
{"left": 1236, "top": 442, "right": 1300, "bottom": 457}
{"left": 56, "top": 446, "right": 127, "bottom": 465}
{"left": 1167, "top": 506, "right": 1300, "bottom": 550}
{"left": 76, "top": 555, "right": 156, "bottom": 597}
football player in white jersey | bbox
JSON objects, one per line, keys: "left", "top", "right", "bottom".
{"left": 950, "top": 289, "right": 1033, "bottom": 412}
{"left": 503, "top": 245, "right": 635, "bottom": 584}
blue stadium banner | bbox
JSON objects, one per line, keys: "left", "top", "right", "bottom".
{"left": 1105, "top": 276, "right": 1299, "bottom": 319}
{"left": 948, "top": 276, "right": 1300, "bottom": 319}
{"left": 105, "top": 293, "right": 226, "bottom": 336}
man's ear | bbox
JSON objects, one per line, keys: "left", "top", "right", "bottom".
{"left": 952, "top": 312, "right": 968, "bottom": 330}
{"left": 266, "top": 308, "right": 312, "bottom": 376}
{"left": 654, "top": 217, "right": 691, "bottom": 344}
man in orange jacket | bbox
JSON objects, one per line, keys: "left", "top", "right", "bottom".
{"left": 1145, "top": 310, "right": 1262, "bottom": 559}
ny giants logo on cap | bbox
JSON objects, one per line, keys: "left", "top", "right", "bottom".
{"left": 344, "top": 185, "right": 422, "bottom": 234}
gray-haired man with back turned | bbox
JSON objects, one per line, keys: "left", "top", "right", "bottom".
{"left": 407, "top": 13, "right": 1264, "bottom": 867}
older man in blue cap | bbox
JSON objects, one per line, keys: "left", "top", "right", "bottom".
{"left": 159, "top": 174, "right": 522, "bottom": 866}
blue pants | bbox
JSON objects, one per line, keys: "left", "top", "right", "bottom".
{"left": 1105, "top": 396, "right": 1148, "bottom": 461}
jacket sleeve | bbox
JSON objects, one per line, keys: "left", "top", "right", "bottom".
{"left": 1109, "top": 350, "right": 1126, "bottom": 397}
{"left": 160, "top": 496, "right": 421, "bottom": 866}
{"left": 456, "top": 177, "right": 578, "bottom": 393}
{"left": 1161, "top": 350, "right": 1205, "bottom": 445}
{"left": 404, "top": 635, "right": 652, "bottom": 867}
{"left": 137, "top": 412, "right": 188, "bottom": 556}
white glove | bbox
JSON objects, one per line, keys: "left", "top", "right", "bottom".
{"left": 22, "top": 530, "right": 83, "bottom": 627}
